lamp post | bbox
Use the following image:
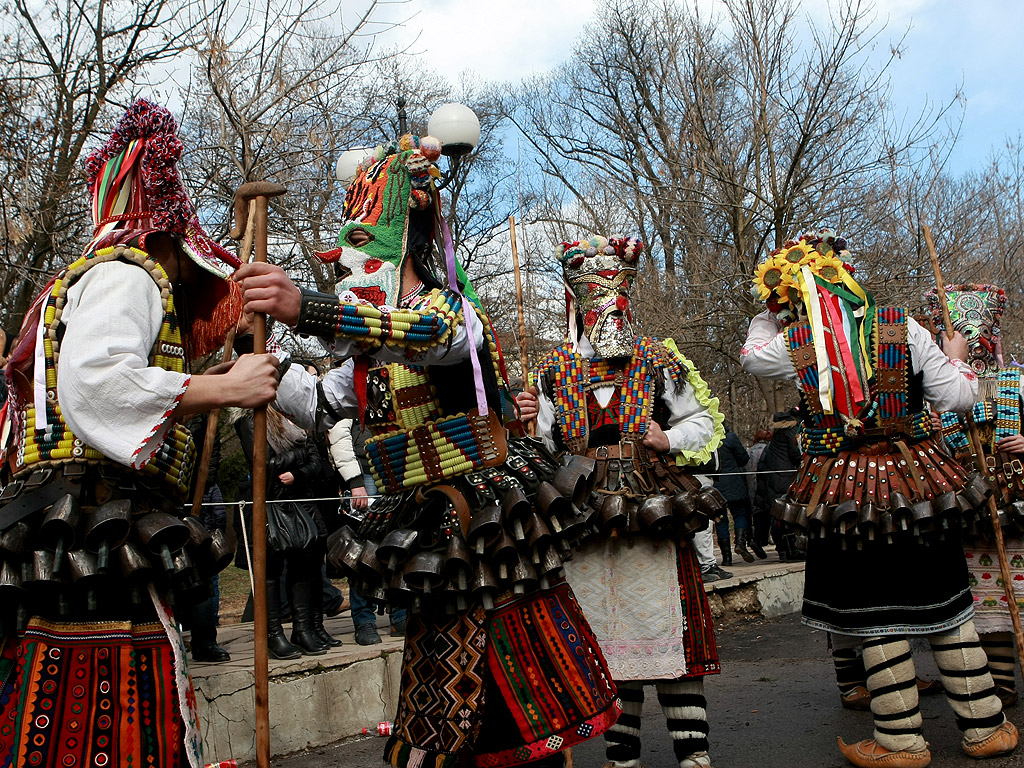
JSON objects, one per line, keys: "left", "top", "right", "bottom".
{"left": 335, "top": 102, "right": 480, "bottom": 189}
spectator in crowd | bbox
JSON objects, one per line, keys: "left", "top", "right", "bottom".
{"left": 754, "top": 411, "right": 804, "bottom": 561}
{"left": 747, "top": 428, "right": 773, "bottom": 548}
{"left": 713, "top": 426, "right": 766, "bottom": 564}
{"left": 184, "top": 413, "right": 231, "bottom": 663}
{"left": 327, "top": 418, "right": 407, "bottom": 645}
{"left": 236, "top": 405, "right": 340, "bottom": 657}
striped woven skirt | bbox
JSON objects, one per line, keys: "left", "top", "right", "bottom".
{"left": 0, "top": 617, "right": 201, "bottom": 768}
{"left": 384, "top": 581, "right": 619, "bottom": 768}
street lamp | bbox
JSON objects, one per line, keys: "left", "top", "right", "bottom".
{"left": 428, "top": 102, "right": 481, "bottom": 190}
{"left": 335, "top": 101, "right": 481, "bottom": 190}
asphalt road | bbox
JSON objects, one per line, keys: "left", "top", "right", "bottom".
{"left": 268, "top": 613, "right": 1024, "bottom": 768}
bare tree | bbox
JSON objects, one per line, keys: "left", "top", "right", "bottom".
{"left": 0, "top": 0, "right": 218, "bottom": 330}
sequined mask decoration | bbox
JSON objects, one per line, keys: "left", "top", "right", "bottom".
{"left": 926, "top": 284, "right": 1007, "bottom": 377}
{"left": 558, "top": 236, "right": 643, "bottom": 358}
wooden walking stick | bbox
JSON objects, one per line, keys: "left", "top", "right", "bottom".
{"left": 231, "top": 181, "right": 286, "bottom": 768}
{"left": 189, "top": 204, "right": 257, "bottom": 516}
{"left": 925, "top": 224, "right": 1024, "bottom": 664}
{"left": 509, "top": 216, "right": 535, "bottom": 437}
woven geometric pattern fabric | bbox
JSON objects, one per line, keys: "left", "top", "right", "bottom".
{"left": 0, "top": 619, "right": 192, "bottom": 768}
{"left": 676, "top": 544, "right": 721, "bottom": 677}
{"left": 385, "top": 606, "right": 489, "bottom": 768}
{"left": 479, "top": 582, "right": 619, "bottom": 766}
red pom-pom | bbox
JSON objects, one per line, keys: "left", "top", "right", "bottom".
{"left": 584, "top": 310, "right": 598, "bottom": 327}
{"left": 615, "top": 295, "right": 628, "bottom": 312}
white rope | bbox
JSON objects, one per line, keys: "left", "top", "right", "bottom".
{"left": 237, "top": 500, "right": 256, "bottom": 595}
{"left": 183, "top": 469, "right": 799, "bottom": 507}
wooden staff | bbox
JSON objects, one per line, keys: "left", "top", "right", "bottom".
{"left": 925, "top": 224, "right": 1024, "bottom": 664}
{"left": 231, "top": 181, "right": 286, "bottom": 768}
{"left": 189, "top": 205, "right": 257, "bottom": 515}
{"left": 509, "top": 216, "right": 534, "bottom": 436}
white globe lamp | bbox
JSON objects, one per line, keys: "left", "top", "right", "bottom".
{"left": 335, "top": 146, "right": 375, "bottom": 186}
{"left": 427, "top": 103, "right": 481, "bottom": 157}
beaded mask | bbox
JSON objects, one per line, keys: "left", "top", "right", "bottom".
{"left": 558, "top": 235, "right": 642, "bottom": 358}
{"left": 319, "top": 134, "right": 443, "bottom": 307}
{"left": 925, "top": 283, "right": 1006, "bottom": 377}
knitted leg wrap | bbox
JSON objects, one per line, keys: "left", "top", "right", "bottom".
{"left": 605, "top": 682, "right": 644, "bottom": 767}
{"left": 928, "top": 621, "right": 1005, "bottom": 742}
{"left": 980, "top": 631, "right": 1016, "bottom": 692}
{"left": 833, "top": 646, "right": 867, "bottom": 693}
{"left": 657, "top": 679, "right": 710, "bottom": 767}
{"left": 862, "top": 635, "right": 926, "bottom": 753}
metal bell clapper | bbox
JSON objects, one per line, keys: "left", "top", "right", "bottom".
{"left": 67, "top": 549, "right": 100, "bottom": 611}
{"left": 511, "top": 557, "right": 539, "bottom": 595}
{"left": 377, "top": 528, "right": 418, "bottom": 574}
{"left": 537, "top": 544, "right": 562, "bottom": 591}
{"left": 41, "top": 494, "right": 80, "bottom": 578}
{"left": 84, "top": 499, "right": 131, "bottom": 573}
{"left": 501, "top": 487, "right": 533, "bottom": 540}
{"left": 599, "top": 494, "right": 627, "bottom": 533}
{"left": 491, "top": 531, "right": 517, "bottom": 582}
{"left": 402, "top": 551, "right": 445, "bottom": 596}
{"left": 890, "top": 493, "right": 913, "bottom": 532}
{"left": 117, "top": 540, "right": 154, "bottom": 604}
{"left": 535, "top": 481, "right": 570, "bottom": 536}
{"left": 467, "top": 506, "right": 502, "bottom": 555}
{"left": 134, "top": 512, "right": 189, "bottom": 573}
{"left": 444, "top": 535, "right": 473, "bottom": 593}
{"left": 472, "top": 560, "right": 497, "bottom": 611}
{"left": 527, "top": 513, "right": 553, "bottom": 565}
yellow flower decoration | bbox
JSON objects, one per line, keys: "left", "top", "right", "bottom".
{"left": 753, "top": 257, "right": 792, "bottom": 301}
{"left": 810, "top": 254, "right": 847, "bottom": 284}
{"left": 779, "top": 243, "right": 816, "bottom": 270}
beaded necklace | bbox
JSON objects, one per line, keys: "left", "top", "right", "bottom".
{"left": 536, "top": 337, "right": 687, "bottom": 453}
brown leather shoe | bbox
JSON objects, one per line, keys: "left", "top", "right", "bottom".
{"left": 837, "top": 738, "right": 931, "bottom": 767}
{"left": 840, "top": 685, "right": 872, "bottom": 711}
{"left": 915, "top": 677, "right": 943, "bottom": 696}
{"left": 962, "top": 720, "right": 1018, "bottom": 759}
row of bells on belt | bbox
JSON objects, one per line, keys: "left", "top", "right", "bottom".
{"left": 327, "top": 456, "right": 604, "bottom": 612}
{"left": 771, "top": 472, "right": 1003, "bottom": 548}
{"left": 0, "top": 493, "right": 232, "bottom": 623}
{"left": 328, "top": 455, "right": 728, "bottom": 613}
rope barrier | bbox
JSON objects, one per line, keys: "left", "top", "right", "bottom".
{"left": 184, "top": 469, "right": 799, "bottom": 507}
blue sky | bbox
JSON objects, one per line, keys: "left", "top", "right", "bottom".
{"left": 383, "top": 0, "right": 1022, "bottom": 177}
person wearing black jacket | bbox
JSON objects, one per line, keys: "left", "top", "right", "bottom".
{"left": 754, "top": 412, "right": 804, "bottom": 561}
{"left": 713, "top": 427, "right": 766, "bottom": 564}
{"left": 236, "top": 407, "right": 338, "bottom": 658}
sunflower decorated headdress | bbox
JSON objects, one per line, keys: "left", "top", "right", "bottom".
{"left": 754, "top": 230, "right": 876, "bottom": 430}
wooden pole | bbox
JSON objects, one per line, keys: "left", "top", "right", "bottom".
{"left": 190, "top": 204, "right": 255, "bottom": 516}
{"left": 189, "top": 328, "right": 236, "bottom": 516}
{"left": 509, "top": 216, "right": 535, "bottom": 436}
{"left": 924, "top": 224, "right": 1024, "bottom": 666}
{"left": 232, "top": 181, "right": 286, "bottom": 768}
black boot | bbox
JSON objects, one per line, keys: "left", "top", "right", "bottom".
{"left": 718, "top": 538, "right": 732, "bottom": 567}
{"left": 747, "top": 528, "right": 767, "bottom": 560}
{"left": 310, "top": 569, "right": 341, "bottom": 648}
{"left": 190, "top": 592, "right": 230, "bottom": 663}
{"left": 734, "top": 528, "right": 754, "bottom": 563}
{"left": 289, "top": 577, "right": 328, "bottom": 655}
{"left": 266, "top": 579, "right": 301, "bottom": 660}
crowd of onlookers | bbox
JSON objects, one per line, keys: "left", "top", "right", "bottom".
{"left": 711, "top": 411, "right": 805, "bottom": 569}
